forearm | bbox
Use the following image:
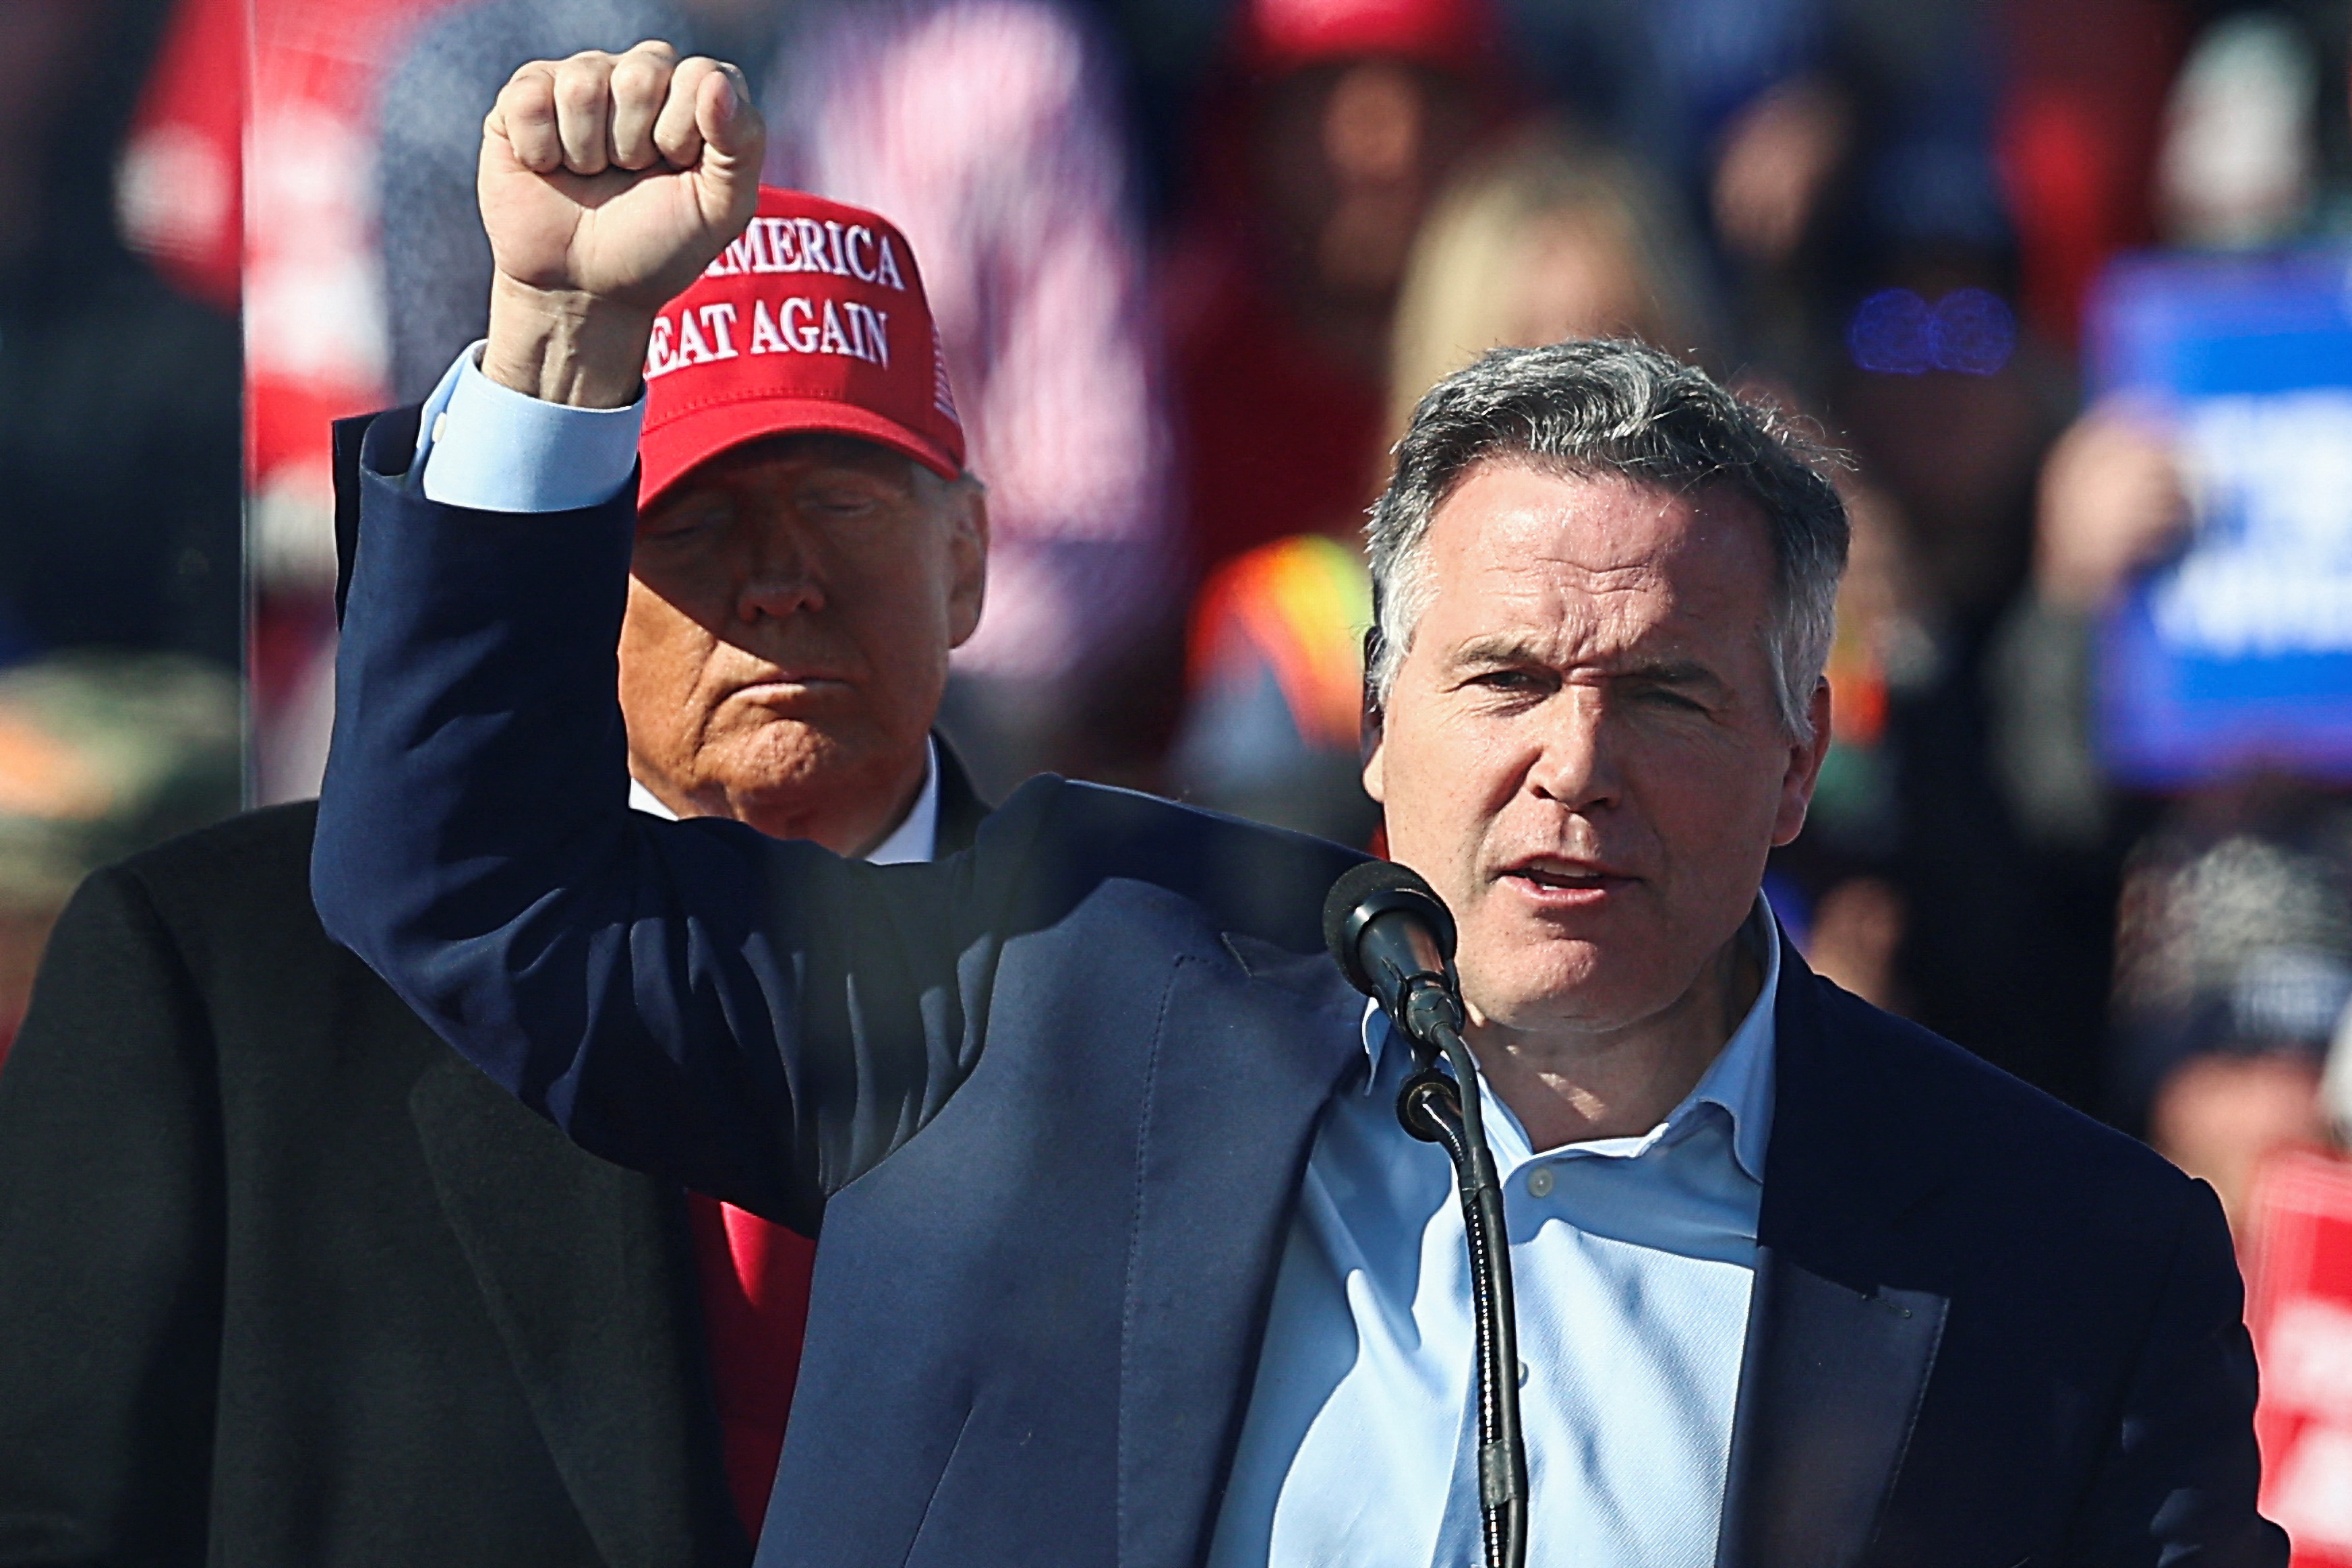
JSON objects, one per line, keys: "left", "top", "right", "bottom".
{"left": 312, "top": 425, "right": 777, "bottom": 1196}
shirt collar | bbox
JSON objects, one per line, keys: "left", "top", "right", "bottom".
{"left": 626, "top": 736, "right": 942, "bottom": 864}
{"left": 1359, "top": 893, "right": 1781, "bottom": 1184}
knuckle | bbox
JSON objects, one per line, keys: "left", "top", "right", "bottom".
{"left": 554, "top": 70, "right": 607, "bottom": 109}
{"left": 499, "top": 72, "right": 553, "bottom": 111}
{"left": 610, "top": 57, "right": 661, "bottom": 93}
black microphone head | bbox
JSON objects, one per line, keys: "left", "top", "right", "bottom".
{"left": 1323, "top": 859, "right": 1457, "bottom": 999}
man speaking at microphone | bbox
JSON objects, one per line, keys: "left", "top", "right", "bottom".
{"left": 316, "top": 40, "right": 2282, "bottom": 1568}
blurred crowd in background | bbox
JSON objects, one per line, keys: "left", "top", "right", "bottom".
{"left": 5, "top": 0, "right": 2352, "bottom": 1240}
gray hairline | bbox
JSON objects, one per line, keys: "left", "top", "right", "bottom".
{"left": 1363, "top": 362, "right": 1846, "bottom": 742}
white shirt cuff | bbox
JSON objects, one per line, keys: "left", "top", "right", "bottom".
{"left": 413, "top": 342, "right": 645, "bottom": 514}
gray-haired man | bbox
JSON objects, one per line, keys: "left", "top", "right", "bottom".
{"left": 316, "top": 53, "right": 2279, "bottom": 1563}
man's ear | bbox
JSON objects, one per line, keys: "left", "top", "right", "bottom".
{"left": 1771, "top": 678, "right": 1833, "bottom": 847}
{"left": 945, "top": 482, "right": 989, "bottom": 649}
{"left": 1359, "top": 625, "right": 1388, "bottom": 802}
{"left": 1361, "top": 701, "right": 1388, "bottom": 805}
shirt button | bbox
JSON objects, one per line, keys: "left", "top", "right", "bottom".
{"left": 1526, "top": 1167, "right": 1555, "bottom": 1198}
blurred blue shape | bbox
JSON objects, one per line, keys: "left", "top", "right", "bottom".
{"left": 1928, "top": 287, "right": 2015, "bottom": 375}
{"left": 2088, "top": 247, "right": 2352, "bottom": 787}
{"left": 1848, "top": 287, "right": 2016, "bottom": 375}
{"left": 1846, "top": 289, "right": 1932, "bottom": 374}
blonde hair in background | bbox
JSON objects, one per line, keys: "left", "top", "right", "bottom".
{"left": 1385, "top": 123, "right": 1717, "bottom": 446}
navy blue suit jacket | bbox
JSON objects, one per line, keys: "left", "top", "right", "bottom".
{"left": 314, "top": 411, "right": 2283, "bottom": 1568}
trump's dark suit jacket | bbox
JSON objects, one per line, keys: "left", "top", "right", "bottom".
{"left": 312, "top": 409, "right": 2285, "bottom": 1568}
{"left": 0, "top": 787, "right": 982, "bottom": 1564}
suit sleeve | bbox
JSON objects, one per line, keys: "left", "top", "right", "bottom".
{"left": 0, "top": 869, "right": 221, "bottom": 1567}
{"left": 2067, "top": 1177, "right": 2289, "bottom": 1567}
{"left": 312, "top": 417, "right": 1009, "bottom": 1229}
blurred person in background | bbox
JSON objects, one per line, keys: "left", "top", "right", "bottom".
{"left": 1492, "top": 0, "right": 2012, "bottom": 393}
{"left": 0, "top": 172, "right": 991, "bottom": 1566}
{"left": 1997, "top": 394, "right": 2341, "bottom": 1232}
{"left": 1165, "top": 0, "right": 1500, "bottom": 580}
{"left": 0, "top": 0, "right": 242, "bottom": 676}
{"left": 376, "top": 0, "right": 1168, "bottom": 797}
{"left": 1382, "top": 125, "right": 1719, "bottom": 431}
{"left": 1171, "top": 124, "right": 1717, "bottom": 845}
{"left": 2113, "top": 781, "right": 2352, "bottom": 1232}
{"left": 1815, "top": 274, "right": 2095, "bottom": 1102}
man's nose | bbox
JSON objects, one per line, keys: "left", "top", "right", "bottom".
{"left": 734, "top": 531, "right": 824, "bottom": 622}
{"left": 1526, "top": 689, "right": 1622, "bottom": 812}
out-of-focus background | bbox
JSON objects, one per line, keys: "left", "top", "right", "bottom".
{"left": 9, "top": 0, "right": 2352, "bottom": 1545}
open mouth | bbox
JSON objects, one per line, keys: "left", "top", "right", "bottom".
{"left": 1502, "top": 862, "right": 1636, "bottom": 900}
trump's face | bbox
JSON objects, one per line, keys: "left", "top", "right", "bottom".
{"left": 618, "top": 433, "right": 985, "bottom": 852}
{"left": 1363, "top": 462, "right": 1828, "bottom": 1039}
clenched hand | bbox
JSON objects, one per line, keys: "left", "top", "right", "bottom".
{"left": 477, "top": 40, "right": 765, "bottom": 408}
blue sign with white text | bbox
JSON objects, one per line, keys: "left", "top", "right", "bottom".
{"left": 2091, "top": 249, "right": 2352, "bottom": 787}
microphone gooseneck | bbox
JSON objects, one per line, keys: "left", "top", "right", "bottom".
{"left": 1323, "top": 861, "right": 1529, "bottom": 1568}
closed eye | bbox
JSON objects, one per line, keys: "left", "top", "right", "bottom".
{"left": 799, "top": 487, "right": 884, "bottom": 516}
{"left": 1465, "top": 667, "right": 1553, "bottom": 694}
{"left": 639, "top": 507, "right": 725, "bottom": 544}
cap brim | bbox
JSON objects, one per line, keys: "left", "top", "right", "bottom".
{"left": 639, "top": 394, "right": 963, "bottom": 511}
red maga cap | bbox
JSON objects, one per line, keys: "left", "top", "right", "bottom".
{"left": 639, "top": 187, "right": 966, "bottom": 508}
{"left": 1240, "top": 0, "right": 1496, "bottom": 75}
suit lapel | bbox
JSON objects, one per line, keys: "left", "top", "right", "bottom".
{"left": 410, "top": 1050, "right": 746, "bottom": 1568}
{"left": 1719, "top": 954, "right": 1949, "bottom": 1568}
{"left": 929, "top": 735, "right": 991, "bottom": 853}
{"left": 1115, "top": 936, "right": 1365, "bottom": 1568}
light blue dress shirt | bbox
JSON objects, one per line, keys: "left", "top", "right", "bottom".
{"left": 1210, "top": 901, "right": 1780, "bottom": 1568}
{"left": 413, "top": 342, "right": 647, "bottom": 514}
{"left": 413, "top": 353, "right": 1783, "bottom": 1564}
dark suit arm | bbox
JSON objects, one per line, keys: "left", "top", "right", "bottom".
{"left": 2065, "top": 1178, "right": 2288, "bottom": 1567}
{"left": 0, "top": 870, "right": 221, "bottom": 1567}
{"left": 312, "top": 420, "right": 1001, "bottom": 1227}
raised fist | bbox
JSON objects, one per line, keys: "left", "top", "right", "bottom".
{"left": 477, "top": 40, "right": 765, "bottom": 406}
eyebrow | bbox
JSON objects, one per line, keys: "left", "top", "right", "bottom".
{"left": 1449, "top": 637, "right": 1729, "bottom": 693}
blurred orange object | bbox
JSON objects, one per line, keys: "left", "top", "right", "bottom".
{"left": 2245, "top": 1147, "right": 2352, "bottom": 1561}
{"left": 1187, "top": 534, "right": 1371, "bottom": 754}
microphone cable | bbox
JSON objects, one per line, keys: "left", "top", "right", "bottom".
{"left": 1324, "top": 860, "right": 1529, "bottom": 1568}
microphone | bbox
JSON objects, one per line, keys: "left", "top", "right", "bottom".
{"left": 1322, "top": 859, "right": 1463, "bottom": 1070}
{"left": 1321, "top": 861, "right": 1529, "bottom": 1568}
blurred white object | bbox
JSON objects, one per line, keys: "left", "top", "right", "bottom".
{"left": 2158, "top": 12, "right": 2318, "bottom": 249}
{"left": 2324, "top": 995, "right": 2352, "bottom": 1145}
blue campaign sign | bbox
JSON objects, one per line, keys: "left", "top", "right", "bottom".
{"left": 2090, "top": 249, "right": 2352, "bottom": 787}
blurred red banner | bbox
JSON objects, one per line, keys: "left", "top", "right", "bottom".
{"left": 2249, "top": 1147, "right": 2352, "bottom": 1563}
